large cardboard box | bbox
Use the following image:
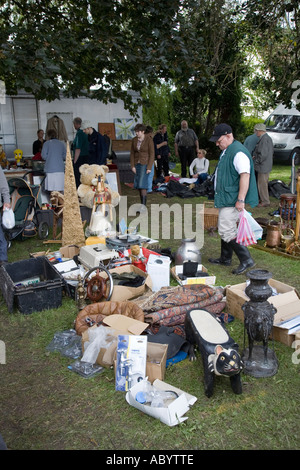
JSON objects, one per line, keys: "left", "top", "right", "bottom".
{"left": 82, "top": 315, "right": 168, "bottom": 382}
{"left": 81, "top": 315, "right": 149, "bottom": 368}
{"left": 226, "top": 279, "right": 300, "bottom": 347}
{"left": 102, "top": 264, "right": 153, "bottom": 302}
{"left": 114, "top": 341, "right": 168, "bottom": 384}
{"left": 171, "top": 264, "right": 216, "bottom": 286}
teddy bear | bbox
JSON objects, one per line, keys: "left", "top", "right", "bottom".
{"left": 77, "top": 164, "right": 120, "bottom": 210}
{"left": 0, "top": 145, "right": 8, "bottom": 169}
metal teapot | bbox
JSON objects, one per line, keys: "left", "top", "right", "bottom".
{"left": 175, "top": 238, "right": 201, "bottom": 265}
{"left": 280, "top": 228, "right": 295, "bottom": 252}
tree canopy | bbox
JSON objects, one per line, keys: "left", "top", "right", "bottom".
{"left": 0, "top": 0, "right": 299, "bottom": 121}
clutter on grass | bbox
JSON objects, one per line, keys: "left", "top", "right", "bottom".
{"left": 2, "top": 166, "right": 300, "bottom": 426}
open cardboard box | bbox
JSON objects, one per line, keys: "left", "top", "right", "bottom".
{"left": 113, "top": 341, "right": 168, "bottom": 384}
{"left": 101, "top": 264, "right": 153, "bottom": 302}
{"left": 226, "top": 279, "right": 300, "bottom": 347}
{"left": 59, "top": 244, "right": 80, "bottom": 259}
{"left": 125, "top": 378, "right": 197, "bottom": 427}
{"left": 81, "top": 314, "right": 149, "bottom": 368}
{"left": 171, "top": 264, "right": 216, "bottom": 286}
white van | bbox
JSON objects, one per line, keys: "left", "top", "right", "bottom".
{"left": 265, "top": 103, "right": 300, "bottom": 164}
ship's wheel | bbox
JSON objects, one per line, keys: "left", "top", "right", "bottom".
{"left": 83, "top": 264, "right": 113, "bottom": 303}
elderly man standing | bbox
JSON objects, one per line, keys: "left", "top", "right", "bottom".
{"left": 174, "top": 120, "right": 199, "bottom": 177}
{"left": 253, "top": 123, "right": 274, "bottom": 207}
{"left": 208, "top": 123, "right": 259, "bottom": 275}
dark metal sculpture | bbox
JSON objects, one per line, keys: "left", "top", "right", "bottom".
{"left": 242, "top": 269, "right": 278, "bottom": 377}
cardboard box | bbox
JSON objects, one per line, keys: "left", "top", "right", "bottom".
{"left": 226, "top": 279, "right": 300, "bottom": 347}
{"left": 113, "top": 341, "right": 168, "bottom": 384}
{"left": 145, "top": 342, "right": 168, "bottom": 383}
{"left": 171, "top": 264, "right": 216, "bottom": 286}
{"left": 101, "top": 264, "right": 152, "bottom": 302}
{"left": 125, "top": 378, "right": 197, "bottom": 427}
{"left": 81, "top": 315, "right": 149, "bottom": 368}
{"left": 59, "top": 245, "right": 80, "bottom": 259}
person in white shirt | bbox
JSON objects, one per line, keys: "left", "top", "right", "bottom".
{"left": 189, "top": 149, "right": 209, "bottom": 186}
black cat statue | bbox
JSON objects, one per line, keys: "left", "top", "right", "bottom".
{"left": 185, "top": 309, "right": 243, "bottom": 397}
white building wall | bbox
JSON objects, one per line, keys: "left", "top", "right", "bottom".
{"left": 0, "top": 92, "right": 141, "bottom": 159}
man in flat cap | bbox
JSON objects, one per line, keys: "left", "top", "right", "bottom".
{"left": 253, "top": 123, "right": 274, "bottom": 207}
{"left": 208, "top": 123, "right": 259, "bottom": 275}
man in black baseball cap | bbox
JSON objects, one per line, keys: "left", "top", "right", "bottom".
{"left": 209, "top": 123, "right": 233, "bottom": 142}
{"left": 207, "top": 123, "right": 258, "bottom": 275}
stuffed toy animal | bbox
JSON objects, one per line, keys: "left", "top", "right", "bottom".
{"left": 14, "top": 148, "right": 23, "bottom": 166}
{"left": 77, "top": 164, "right": 120, "bottom": 209}
{"left": 0, "top": 145, "right": 7, "bottom": 169}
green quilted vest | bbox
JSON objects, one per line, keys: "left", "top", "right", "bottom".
{"left": 214, "top": 140, "right": 259, "bottom": 208}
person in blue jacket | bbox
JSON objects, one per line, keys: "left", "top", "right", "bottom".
{"left": 81, "top": 120, "right": 108, "bottom": 166}
{"left": 208, "top": 123, "right": 259, "bottom": 275}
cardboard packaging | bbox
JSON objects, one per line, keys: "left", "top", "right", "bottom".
{"left": 115, "top": 335, "right": 147, "bottom": 391}
{"left": 113, "top": 341, "right": 168, "bottom": 384}
{"left": 125, "top": 378, "right": 197, "bottom": 427}
{"left": 146, "top": 254, "right": 171, "bottom": 292}
{"left": 100, "top": 264, "right": 153, "bottom": 302}
{"left": 171, "top": 264, "right": 216, "bottom": 286}
{"left": 59, "top": 245, "right": 80, "bottom": 259}
{"left": 226, "top": 279, "right": 300, "bottom": 347}
{"left": 53, "top": 259, "right": 81, "bottom": 280}
{"left": 81, "top": 314, "right": 149, "bottom": 368}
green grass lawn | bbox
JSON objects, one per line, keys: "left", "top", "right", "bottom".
{"left": 0, "top": 163, "right": 299, "bottom": 451}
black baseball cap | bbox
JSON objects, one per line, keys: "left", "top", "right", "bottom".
{"left": 209, "top": 123, "right": 233, "bottom": 142}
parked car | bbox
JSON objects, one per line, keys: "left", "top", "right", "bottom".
{"left": 265, "top": 103, "right": 300, "bottom": 164}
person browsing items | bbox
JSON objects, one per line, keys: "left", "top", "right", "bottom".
{"left": 81, "top": 120, "right": 108, "bottom": 166}
{"left": 153, "top": 124, "right": 170, "bottom": 178}
{"left": 174, "top": 120, "right": 199, "bottom": 178}
{"left": 208, "top": 123, "right": 259, "bottom": 275}
{"left": 0, "top": 166, "right": 11, "bottom": 265}
{"left": 253, "top": 123, "right": 274, "bottom": 207}
{"left": 32, "top": 129, "right": 45, "bottom": 156}
{"left": 72, "top": 117, "right": 89, "bottom": 188}
{"left": 41, "top": 129, "right": 67, "bottom": 193}
{"left": 130, "top": 123, "right": 155, "bottom": 211}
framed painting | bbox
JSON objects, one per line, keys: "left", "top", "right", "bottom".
{"left": 98, "top": 123, "right": 116, "bottom": 139}
{"left": 114, "top": 118, "right": 136, "bottom": 140}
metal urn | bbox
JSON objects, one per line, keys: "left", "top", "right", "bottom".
{"left": 175, "top": 238, "right": 201, "bottom": 266}
{"left": 242, "top": 269, "right": 278, "bottom": 378}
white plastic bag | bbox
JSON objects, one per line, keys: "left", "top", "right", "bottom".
{"left": 2, "top": 208, "right": 15, "bottom": 229}
{"left": 244, "top": 211, "right": 263, "bottom": 241}
{"left": 236, "top": 210, "right": 257, "bottom": 247}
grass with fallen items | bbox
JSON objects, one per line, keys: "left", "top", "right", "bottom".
{"left": 0, "top": 162, "right": 299, "bottom": 450}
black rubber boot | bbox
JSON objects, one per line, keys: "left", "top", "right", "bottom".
{"left": 229, "top": 239, "right": 255, "bottom": 275}
{"left": 208, "top": 239, "right": 233, "bottom": 266}
{"left": 141, "top": 195, "right": 147, "bottom": 207}
{"left": 137, "top": 195, "right": 147, "bottom": 214}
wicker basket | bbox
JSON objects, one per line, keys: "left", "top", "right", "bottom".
{"left": 204, "top": 202, "right": 218, "bottom": 229}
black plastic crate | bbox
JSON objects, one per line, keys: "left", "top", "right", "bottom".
{"left": 0, "top": 256, "right": 64, "bottom": 314}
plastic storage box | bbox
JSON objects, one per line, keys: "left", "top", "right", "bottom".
{"left": 0, "top": 256, "right": 64, "bottom": 314}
